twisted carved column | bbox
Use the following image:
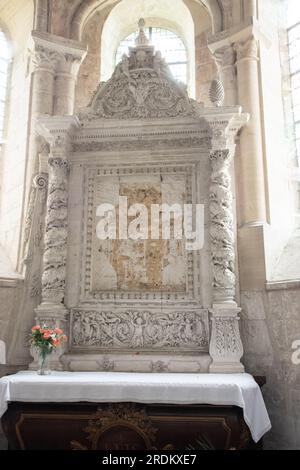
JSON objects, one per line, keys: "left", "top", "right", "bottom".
{"left": 31, "top": 117, "right": 79, "bottom": 370}
{"left": 41, "top": 154, "right": 69, "bottom": 304}
{"left": 208, "top": 148, "right": 244, "bottom": 373}
{"left": 209, "top": 149, "right": 235, "bottom": 304}
{"left": 30, "top": 139, "right": 70, "bottom": 371}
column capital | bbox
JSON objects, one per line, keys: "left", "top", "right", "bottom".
{"left": 208, "top": 17, "right": 272, "bottom": 55}
{"left": 214, "top": 44, "right": 236, "bottom": 69}
{"left": 203, "top": 107, "right": 249, "bottom": 151}
{"left": 234, "top": 36, "right": 258, "bottom": 62}
{"left": 30, "top": 30, "right": 87, "bottom": 72}
{"left": 37, "top": 115, "right": 80, "bottom": 156}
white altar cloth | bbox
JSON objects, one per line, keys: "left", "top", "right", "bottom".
{"left": 0, "top": 371, "right": 271, "bottom": 443}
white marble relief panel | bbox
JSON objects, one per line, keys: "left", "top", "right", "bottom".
{"left": 71, "top": 308, "right": 209, "bottom": 352}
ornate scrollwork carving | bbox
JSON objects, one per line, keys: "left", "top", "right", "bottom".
{"left": 209, "top": 311, "right": 244, "bottom": 372}
{"left": 209, "top": 150, "right": 235, "bottom": 303}
{"left": 71, "top": 404, "right": 157, "bottom": 450}
{"left": 72, "top": 136, "right": 210, "bottom": 153}
{"left": 23, "top": 173, "right": 48, "bottom": 267}
{"left": 79, "top": 23, "right": 196, "bottom": 121}
{"left": 41, "top": 156, "right": 69, "bottom": 303}
{"left": 71, "top": 310, "right": 209, "bottom": 352}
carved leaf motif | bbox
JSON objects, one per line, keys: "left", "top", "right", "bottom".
{"left": 71, "top": 310, "right": 209, "bottom": 351}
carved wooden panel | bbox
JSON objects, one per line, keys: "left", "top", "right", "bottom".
{"left": 2, "top": 402, "right": 257, "bottom": 451}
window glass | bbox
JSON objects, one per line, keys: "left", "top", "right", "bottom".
{"left": 0, "top": 30, "right": 10, "bottom": 142}
{"left": 116, "top": 27, "right": 187, "bottom": 83}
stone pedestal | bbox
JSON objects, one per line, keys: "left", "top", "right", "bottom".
{"left": 209, "top": 305, "right": 244, "bottom": 373}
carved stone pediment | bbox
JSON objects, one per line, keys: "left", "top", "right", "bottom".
{"left": 80, "top": 22, "right": 196, "bottom": 121}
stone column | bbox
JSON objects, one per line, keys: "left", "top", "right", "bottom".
{"left": 204, "top": 110, "right": 248, "bottom": 373}
{"left": 234, "top": 36, "right": 266, "bottom": 226}
{"left": 26, "top": 42, "right": 57, "bottom": 197}
{"left": 21, "top": 32, "right": 86, "bottom": 271}
{"left": 209, "top": 149, "right": 236, "bottom": 304}
{"left": 209, "top": 148, "right": 244, "bottom": 373}
{"left": 209, "top": 149, "right": 244, "bottom": 373}
{"left": 34, "top": 0, "right": 49, "bottom": 32}
{"left": 54, "top": 55, "right": 85, "bottom": 115}
{"left": 243, "top": 0, "right": 257, "bottom": 20}
{"left": 31, "top": 116, "right": 80, "bottom": 370}
{"left": 214, "top": 45, "right": 237, "bottom": 106}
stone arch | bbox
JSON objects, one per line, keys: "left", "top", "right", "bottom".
{"left": 69, "top": 0, "right": 223, "bottom": 41}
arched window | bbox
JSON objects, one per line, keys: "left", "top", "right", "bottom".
{"left": 0, "top": 28, "right": 10, "bottom": 143}
{"left": 116, "top": 27, "right": 187, "bottom": 84}
{"left": 288, "top": 0, "right": 300, "bottom": 164}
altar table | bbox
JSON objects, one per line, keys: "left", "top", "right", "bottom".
{"left": 0, "top": 371, "right": 271, "bottom": 450}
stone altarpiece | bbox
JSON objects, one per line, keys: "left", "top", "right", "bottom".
{"left": 33, "top": 22, "right": 248, "bottom": 374}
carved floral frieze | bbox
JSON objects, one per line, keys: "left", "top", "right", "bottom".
{"left": 71, "top": 309, "right": 209, "bottom": 352}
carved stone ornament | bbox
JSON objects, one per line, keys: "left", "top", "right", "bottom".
{"left": 33, "top": 26, "right": 249, "bottom": 373}
{"left": 79, "top": 20, "right": 197, "bottom": 120}
{"left": 71, "top": 310, "right": 209, "bottom": 352}
{"left": 234, "top": 37, "right": 259, "bottom": 62}
{"left": 22, "top": 173, "right": 48, "bottom": 267}
{"left": 209, "top": 308, "right": 244, "bottom": 373}
{"left": 41, "top": 156, "right": 69, "bottom": 303}
{"left": 209, "top": 150, "right": 235, "bottom": 303}
{"left": 31, "top": 31, "right": 87, "bottom": 74}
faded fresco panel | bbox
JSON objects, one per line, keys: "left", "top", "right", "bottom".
{"left": 90, "top": 172, "right": 187, "bottom": 292}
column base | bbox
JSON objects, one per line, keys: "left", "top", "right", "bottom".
{"left": 29, "top": 302, "right": 68, "bottom": 371}
{"left": 209, "top": 361, "right": 245, "bottom": 373}
{"left": 209, "top": 305, "right": 244, "bottom": 374}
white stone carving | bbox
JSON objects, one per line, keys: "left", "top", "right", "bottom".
{"left": 79, "top": 21, "right": 196, "bottom": 120}
{"left": 34, "top": 29, "right": 249, "bottom": 373}
{"left": 41, "top": 156, "right": 69, "bottom": 303}
{"left": 31, "top": 30, "right": 87, "bottom": 72}
{"left": 71, "top": 309, "right": 209, "bottom": 352}
{"left": 72, "top": 136, "right": 210, "bottom": 153}
{"left": 209, "top": 149, "right": 235, "bottom": 304}
{"left": 209, "top": 79, "right": 225, "bottom": 107}
{"left": 209, "top": 307, "right": 244, "bottom": 373}
{"left": 23, "top": 173, "right": 48, "bottom": 267}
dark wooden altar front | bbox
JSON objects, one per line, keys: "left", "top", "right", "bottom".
{"left": 1, "top": 402, "right": 261, "bottom": 450}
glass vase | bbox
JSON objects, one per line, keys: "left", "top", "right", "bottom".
{"left": 37, "top": 352, "right": 51, "bottom": 375}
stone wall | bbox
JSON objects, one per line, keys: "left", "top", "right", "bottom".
{"left": 195, "top": 32, "right": 218, "bottom": 104}
{"left": 241, "top": 287, "right": 300, "bottom": 449}
{"left": 75, "top": 10, "right": 107, "bottom": 110}
{"left": 0, "top": 0, "right": 34, "bottom": 268}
